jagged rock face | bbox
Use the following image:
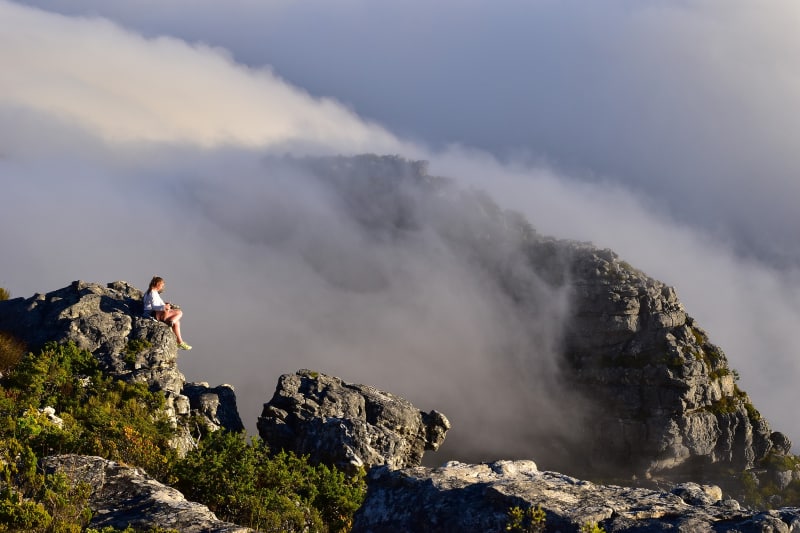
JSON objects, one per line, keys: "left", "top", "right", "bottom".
{"left": 0, "top": 280, "right": 244, "bottom": 447}
{"left": 292, "top": 156, "right": 792, "bottom": 481}
{"left": 257, "top": 370, "right": 450, "bottom": 473}
{"left": 352, "top": 460, "right": 800, "bottom": 533}
{"left": 183, "top": 382, "right": 245, "bottom": 433}
{"left": 0, "top": 280, "right": 182, "bottom": 392}
{"left": 41, "top": 455, "right": 251, "bottom": 533}
{"left": 561, "top": 247, "right": 790, "bottom": 478}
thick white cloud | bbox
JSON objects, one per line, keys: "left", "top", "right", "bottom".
{"left": 3, "top": 0, "right": 800, "bottom": 462}
{"left": 22, "top": 0, "right": 800, "bottom": 260}
{"left": 0, "top": 1, "right": 406, "bottom": 153}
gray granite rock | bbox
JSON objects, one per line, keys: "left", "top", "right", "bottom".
{"left": 184, "top": 382, "right": 245, "bottom": 433}
{"left": 0, "top": 280, "right": 244, "bottom": 451}
{"left": 257, "top": 369, "right": 450, "bottom": 473}
{"left": 352, "top": 460, "right": 800, "bottom": 533}
{"left": 41, "top": 455, "right": 251, "bottom": 533}
{"left": 553, "top": 243, "right": 791, "bottom": 483}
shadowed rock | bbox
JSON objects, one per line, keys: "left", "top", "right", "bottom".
{"left": 352, "top": 460, "right": 800, "bottom": 532}
{"left": 558, "top": 245, "right": 792, "bottom": 481}
{"left": 257, "top": 369, "right": 450, "bottom": 473}
{"left": 42, "top": 455, "right": 251, "bottom": 533}
{"left": 183, "top": 382, "right": 245, "bottom": 433}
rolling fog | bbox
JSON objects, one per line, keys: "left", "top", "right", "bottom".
{"left": 3, "top": 0, "right": 800, "bottom": 461}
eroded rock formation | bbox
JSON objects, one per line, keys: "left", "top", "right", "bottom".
{"left": 560, "top": 245, "right": 792, "bottom": 480}
{"left": 352, "top": 460, "right": 800, "bottom": 533}
{"left": 42, "top": 455, "right": 251, "bottom": 533}
{"left": 257, "top": 369, "right": 450, "bottom": 473}
{"left": 0, "top": 280, "right": 244, "bottom": 451}
{"left": 291, "top": 155, "right": 794, "bottom": 483}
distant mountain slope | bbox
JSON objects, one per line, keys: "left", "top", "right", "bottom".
{"left": 2, "top": 154, "right": 797, "bottom": 503}
{"left": 275, "top": 155, "right": 792, "bottom": 481}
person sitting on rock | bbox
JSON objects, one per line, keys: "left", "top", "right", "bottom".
{"left": 143, "top": 275, "right": 192, "bottom": 350}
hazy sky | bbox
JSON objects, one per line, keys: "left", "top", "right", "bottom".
{"left": 3, "top": 0, "right": 800, "bottom": 463}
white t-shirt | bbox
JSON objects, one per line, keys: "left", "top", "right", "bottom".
{"left": 143, "top": 289, "right": 166, "bottom": 316}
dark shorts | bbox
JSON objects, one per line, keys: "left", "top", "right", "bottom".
{"left": 145, "top": 310, "right": 166, "bottom": 321}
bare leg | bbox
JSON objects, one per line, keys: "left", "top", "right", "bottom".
{"left": 172, "top": 320, "right": 183, "bottom": 344}
{"left": 160, "top": 309, "right": 186, "bottom": 344}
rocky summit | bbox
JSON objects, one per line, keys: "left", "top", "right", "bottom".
{"left": 561, "top": 244, "right": 793, "bottom": 483}
{"left": 0, "top": 279, "right": 244, "bottom": 453}
{"left": 288, "top": 155, "right": 795, "bottom": 485}
{"left": 258, "top": 369, "right": 451, "bottom": 474}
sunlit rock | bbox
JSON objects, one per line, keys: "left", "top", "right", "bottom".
{"left": 42, "top": 455, "right": 251, "bottom": 533}
{"left": 0, "top": 280, "right": 244, "bottom": 452}
{"left": 352, "top": 460, "right": 800, "bottom": 532}
{"left": 257, "top": 369, "right": 450, "bottom": 473}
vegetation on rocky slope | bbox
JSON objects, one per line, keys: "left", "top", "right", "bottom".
{"left": 0, "top": 338, "right": 366, "bottom": 532}
{"left": 173, "top": 430, "right": 366, "bottom": 531}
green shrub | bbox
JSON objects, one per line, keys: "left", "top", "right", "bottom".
{"left": 761, "top": 452, "right": 800, "bottom": 472}
{"left": 0, "top": 332, "right": 25, "bottom": 374}
{"left": 0, "top": 341, "right": 187, "bottom": 530}
{"left": 123, "top": 339, "right": 151, "bottom": 368}
{"left": 6, "top": 341, "right": 99, "bottom": 408}
{"left": 170, "top": 430, "right": 366, "bottom": 532}
{"left": 580, "top": 522, "right": 607, "bottom": 533}
{"left": 0, "top": 287, "right": 10, "bottom": 301}
{"left": 739, "top": 470, "right": 766, "bottom": 507}
{"left": 0, "top": 444, "right": 93, "bottom": 533}
{"left": 744, "top": 401, "right": 761, "bottom": 423}
{"left": 33, "top": 472, "right": 93, "bottom": 531}
{"left": 0, "top": 497, "right": 52, "bottom": 532}
{"left": 708, "top": 367, "right": 730, "bottom": 380}
{"left": 2, "top": 341, "right": 177, "bottom": 481}
{"left": 506, "top": 504, "right": 546, "bottom": 532}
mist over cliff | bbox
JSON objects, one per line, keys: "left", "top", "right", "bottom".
{"left": 3, "top": 0, "right": 800, "bottom": 462}
{"left": 175, "top": 154, "right": 586, "bottom": 465}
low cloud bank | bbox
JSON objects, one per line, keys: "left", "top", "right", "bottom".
{"left": 0, "top": 0, "right": 407, "bottom": 154}
{"left": 16, "top": 0, "right": 800, "bottom": 264}
{"left": 2, "top": 1, "right": 800, "bottom": 462}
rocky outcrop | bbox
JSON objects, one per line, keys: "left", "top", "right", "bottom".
{"left": 296, "top": 155, "right": 794, "bottom": 484}
{"left": 184, "top": 382, "right": 245, "bottom": 433}
{"left": 352, "top": 460, "right": 800, "bottom": 532}
{"left": 558, "top": 245, "right": 792, "bottom": 481}
{"left": 41, "top": 455, "right": 251, "bottom": 533}
{"left": 0, "top": 280, "right": 244, "bottom": 450}
{"left": 257, "top": 369, "right": 450, "bottom": 473}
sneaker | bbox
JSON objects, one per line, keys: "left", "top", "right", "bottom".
{"left": 177, "top": 342, "right": 192, "bottom": 350}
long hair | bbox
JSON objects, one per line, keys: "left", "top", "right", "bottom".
{"left": 148, "top": 276, "right": 164, "bottom": 291}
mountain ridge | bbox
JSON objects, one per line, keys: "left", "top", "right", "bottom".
{"left": 1, "top": 154, "right": 799, "bottom": 530}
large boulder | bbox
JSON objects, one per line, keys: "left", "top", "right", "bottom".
{"left": 0, "top": 280, "right": 180, "bottom": 390}
{"left": 559, "top": 246, "right": 791, "bottom": 480}
{"left": 352, "top": 460, "right": 800, "bottom": 532}
{"left": 0, "top": 280, "right": 244, "bottom": 451}
{"left": 42, "top": 455, "right": 251, "bottom": 533}
{"left": 183, "top": 382, "right": 245, "bottom": 433}
{"left": 257, "top": 369, "right": 450, "bottom": 473}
